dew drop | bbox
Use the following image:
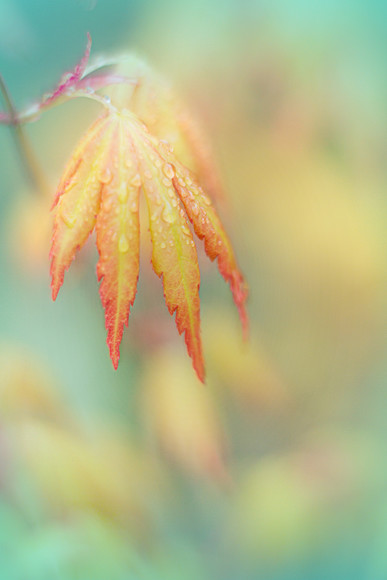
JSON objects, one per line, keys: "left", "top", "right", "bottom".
{"left": 118, "top": 233, "right": 129, "bottom": 253}
{"left": 131, "top": 173, "right": 141, "bottom": 187}
{"left": 171, "top": 199, "right": 178, "bottom": 207}
{"left": 159, "top": 140, "right": 173, "bottom": 153}
{"left": 181, "top": 225, "right": 190, "bottom": 236}
{"left": 118, "top": 183, "right": 128, "bottom": 203}
{"left": 103, "top": 95, "right": 111, "bottom": 104}
{"left": 191, "top": 203, "right": 200, "bottom": 216}
{"left": 162, "top": 163, "right": 174, "bottom": 179}
{"left": 130, "top": 200, "right": 138, "bottom": 212}
{"left": 99, "top": 167, "right": 112, "bottom": 184}
{"left": 150, "top": 212, "right": 158, "bottom": 222}
{"left": 202, "top": 194, "right": 212, "bottom": 206}
{"left": 155, "top": 159, "right": 162, "bottom": 168}
{"left": 61, "top": 212, "right": 75, "bottom": 228}
{"left": 162, "top": 207, "right": 176, "bottom": 224}
{"left": 162, "top": 177, "right": 170, "bottom": 187}
{"left": 144, "top": 169, "right": 152, "bottom": 179}
{"left": 160, "top": 242, "right": 166, "bottom": 249}
{"left": 177, "top": 177, "right": 185, "bottom": 186}
{"left": 185, "top": 176, "right": 193, "bottom": 186}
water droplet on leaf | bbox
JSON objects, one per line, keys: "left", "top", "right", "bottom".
{"left": 61, "top": 212, "right": 75, "bottom": 228}
{"left": 163, "top": 163, "right": 174, "bottom": 179}
{"left": 162, "top": 207, "right": 176, "bottom": 224}
{"left": 118, "top": 233, "right": 129, "bottom": 253}
{"left": 118, "top": 183, "right": 128, "bottom": 203}
{"left": 99, "top": 167, "right": 112, "bottom": 184}
{"left": 131, "top": 174, "right": 141, "bottom": 187}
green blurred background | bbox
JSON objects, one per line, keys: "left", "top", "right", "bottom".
{"left": 0, "top": 0, "right": 386, "bottom": 578}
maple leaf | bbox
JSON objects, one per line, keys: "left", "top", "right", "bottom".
{"left": 50, "top": 107, "right": 247, "bottom": 382}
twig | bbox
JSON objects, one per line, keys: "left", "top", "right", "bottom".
{"left": 0, "top": 74, "right": 50, "bottom": 196}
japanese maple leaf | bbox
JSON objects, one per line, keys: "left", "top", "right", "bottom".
{"left": 50, "top": 108, "right": 248, "bottom": 382}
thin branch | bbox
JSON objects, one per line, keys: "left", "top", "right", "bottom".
{"left": 0, "top": 74, "right": 50, "bottom": 196}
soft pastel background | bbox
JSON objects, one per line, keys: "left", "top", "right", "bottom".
{"left": 0, "top": 1, "right": 386, "bottom": 579}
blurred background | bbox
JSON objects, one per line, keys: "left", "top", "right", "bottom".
{"left": 0, "top": 0, "right": 386, "bottom": 578}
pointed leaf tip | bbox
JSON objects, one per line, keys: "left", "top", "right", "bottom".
{"left": 167, "top": 158, "right": 249, "bottom": 336}
{"left": 130, "top": 109, "right": 205, "bottom": 382}
{"left": 96, "top": 113, "right": 140, "bottom": 372}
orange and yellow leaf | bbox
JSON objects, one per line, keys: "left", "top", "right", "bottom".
{"left": 121, "top": 111, "right": 204, "bottom": 381}
{"left": 167, "top": 154, "right": 249, "bottom": 338}
{"left": 50, "top": 106, "right": 246, "bottom": 378}
{"left": 50, "top": 115, "right": 115, "bottom": 299}
{"left": 96, "top": 116, "right": 140, "bottom": 369}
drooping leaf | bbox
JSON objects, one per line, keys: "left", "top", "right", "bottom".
{"left": 96, "top": 117, "right": 140, "bottom": 369}
{"left": 50, "top": 108, "right": 247, "bottom": 380}
{"left": 119, "top": 110, "right": 204, "bottom": 381}
{"left": 50, "top": 114, "right": 115, "bottom": 300}
{"left": 138, "top": 151, "right": 203, "bottom": 382}
{"left": 161, "top": 146, "right": 249, "bottom": 338}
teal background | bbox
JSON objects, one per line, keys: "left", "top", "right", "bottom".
{"left": 0, "top": 1, "right": 386, "bottom": 579}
